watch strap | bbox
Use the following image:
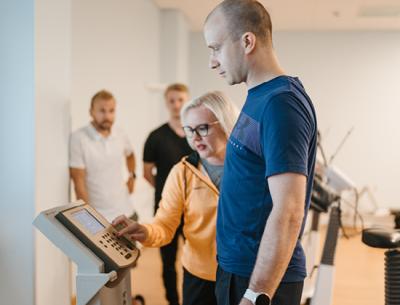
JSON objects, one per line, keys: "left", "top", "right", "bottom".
{"left": 243, "top": 289, "right": 271, "bottom": 305}
{"left": 244, "top": 289, "right": 259, "bottom": 304}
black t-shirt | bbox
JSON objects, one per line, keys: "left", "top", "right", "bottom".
{"left": 143, "top": 123, "right": 193, "bottom": 211}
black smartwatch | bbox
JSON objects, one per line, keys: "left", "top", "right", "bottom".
{"left": 244, "top": 289, "right": 271, "bottom": 305}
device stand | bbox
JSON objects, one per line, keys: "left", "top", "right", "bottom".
{"left": 310, "top": 205, "right": 341, "bottom": 305}
{"left": 301, "top": 210, "right": 321, "bottom": 304}
{"left": 33, "top": 203, "right": 132, "bottom": 305}
{"left": 75, "top": 272, "right": 114, "bottom": 305}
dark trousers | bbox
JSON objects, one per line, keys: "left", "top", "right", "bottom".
{"left": 183, "top": 268, "right": 217, "bottom": 305}
{"left": 215, "top": 266, "right": 304, "bottom": 305}
{"left": 160, "top": 226, "right": 182, "bottom": 305}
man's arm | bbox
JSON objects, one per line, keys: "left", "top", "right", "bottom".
{"left": 241, "top": 172, "right": 306, "bottom": 302}
{"left": 70, "top": 167, "right": 89, "bottom": 204}
{"left": 126, "top": 153, "right": 136, "bottom": 193}
{"left": 143, "top": 162, "right": 156, "bottom": 187}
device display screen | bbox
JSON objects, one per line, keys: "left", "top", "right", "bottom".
{"left": 71, "top": 209, "right": 105, "bottom": 235}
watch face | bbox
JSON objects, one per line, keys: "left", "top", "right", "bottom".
{"left": 255, "top": 294, "right": 271, "bottom": 305}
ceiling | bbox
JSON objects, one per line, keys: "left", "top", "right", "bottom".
{"left": 154, "top": 0, "right": 400, "bottom": 31}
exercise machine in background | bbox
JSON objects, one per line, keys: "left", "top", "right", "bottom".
{"left": 301, "top": 175, "right": 342, "bottom": 305}
{"left": 301, "top": 129, "right": 357, "bottom": 305}
{"left": 302, "top": 128, "right": 397, "bottom": 304}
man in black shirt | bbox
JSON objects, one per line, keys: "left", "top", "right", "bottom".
{"left": 143, "top": 83, "right": 192, "bottom": 305}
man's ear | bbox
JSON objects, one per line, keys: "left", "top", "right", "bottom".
{"left": 241, "top": 32, "right": 256, "bottom": 54}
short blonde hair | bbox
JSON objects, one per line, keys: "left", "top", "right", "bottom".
{"left": 181, "top": 91, "right": 239, "bottom": 137}
{"left": 164, "top": 83, "right": 189, "bottom": 97}
{"left": 90, "top": 90, "right": 114, "bottom": 108}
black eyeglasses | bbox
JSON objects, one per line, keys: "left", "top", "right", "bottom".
{"left": 182, "top": 121, "right": 219, "bottom": 138}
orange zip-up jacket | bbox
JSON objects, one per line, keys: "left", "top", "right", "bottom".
{"left": 142, "top": 153, "right": 219, "bottom": 281}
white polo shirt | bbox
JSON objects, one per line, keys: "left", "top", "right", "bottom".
{"left": 69, "top": 124, "right": 134, "bottom": 222}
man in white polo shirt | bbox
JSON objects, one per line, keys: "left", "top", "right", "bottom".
{"left": 69, "top": 90, "right": 136, "bottom": 222}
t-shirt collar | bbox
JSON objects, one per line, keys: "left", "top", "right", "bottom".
{"left": 88, "top": 123, "right": 115, "bottom": 141}
{"left": 247, "top": 75, "right": 298, "bottom": 98}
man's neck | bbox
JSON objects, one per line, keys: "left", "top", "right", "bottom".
{"left": 168, "top": 117, "right": 185, "bottom": 137}
{"left": 245, "top": 49, "right": 285, "bottom": 89}
{"left": 91, "top": 122, "right": 111, "bottom": 137}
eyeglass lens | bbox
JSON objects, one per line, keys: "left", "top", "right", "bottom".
{"left": 183, "top": 124, "right": 209, "bottom": 138}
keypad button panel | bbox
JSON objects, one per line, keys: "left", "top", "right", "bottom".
{"left": 99, "top": 229, "right": 136, "bottom": 261}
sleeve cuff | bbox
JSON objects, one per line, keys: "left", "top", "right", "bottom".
{"left": 125, "top": 149, "right": 134, "bottom": 157}
{"left": 266, "top": 164, "right": 308, "bottom": 178}
{"left": 69, "top": 162, "right": 85, "bottom": 169}
{"left": 141, "top": 223, "right": 155, "bottom": 247}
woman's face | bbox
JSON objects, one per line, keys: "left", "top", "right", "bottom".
{"left": 183, "top": 105, "right": 227, "bottom": 163}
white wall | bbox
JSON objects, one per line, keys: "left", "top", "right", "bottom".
{"left": 70, "top": 0, "right": 163, "bottom": 222}
{"left": 274, "top": 31, "right": 400, "bottom": 210}
{"left": 159, "top": 9, "right": 191, "bottom": 122}
{"left": 34, "top": 0, "right": 71, "bottom": 304}
{"left": 0, "top": 1, "right": 35, "bottom": 304}
{"left": 160, "top": 9, "right": 190, "bottom": 84}
{"left": 189, "top": 31, "right": 400, "bottom": 209}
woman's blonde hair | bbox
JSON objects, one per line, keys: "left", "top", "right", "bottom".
{"left": 181, "top": 91, "right": 239, "bottom": 137}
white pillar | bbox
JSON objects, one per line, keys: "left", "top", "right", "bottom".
{"left": 0, "top": 1, "right": 36, "bottom": 304}
{"left": 160, "top": 9, "right": 190, "bottom": 85}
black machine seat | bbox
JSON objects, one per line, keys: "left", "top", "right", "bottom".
{"left": 362, "top": 228, "right": 400, "bottom": 249}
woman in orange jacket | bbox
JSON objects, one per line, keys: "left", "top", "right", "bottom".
{"left": 113, "top": 91, "right": 238, "bottom": 305}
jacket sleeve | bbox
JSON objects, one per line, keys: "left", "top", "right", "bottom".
{"left": 141, "top": 162, "right": 186, "bottom": 247}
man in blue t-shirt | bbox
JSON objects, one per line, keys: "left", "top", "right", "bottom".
{"left": 204, "top": 1, "right": 317, "bottom": 305}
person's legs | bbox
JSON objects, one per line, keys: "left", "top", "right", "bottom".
{"left": 215, "top": 266, "right": 249, "bottom": 305}
{"left": 271, "top": 281, "right": 303, "bottom": 305}
{"left": 215, "top": 266, "right": 231, "bottom": 305}
{"left": 229, "top": 271, "right": 249, "bottom": 305}
{"left": 160, "top": 229, "right": 181, "bottom": 305}
{"left": 183, "top": 268, "right": 217, "bottom": 305}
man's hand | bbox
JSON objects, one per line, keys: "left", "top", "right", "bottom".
{"left": 112, "top": 215, "right": 148, "bottom": 243}
{"left": 127, "top": 176, "right": 135, "bottom": 194}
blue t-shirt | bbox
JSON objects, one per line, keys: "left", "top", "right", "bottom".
{"left": 216, "top": 76, "right": 317, "bottom": 282}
